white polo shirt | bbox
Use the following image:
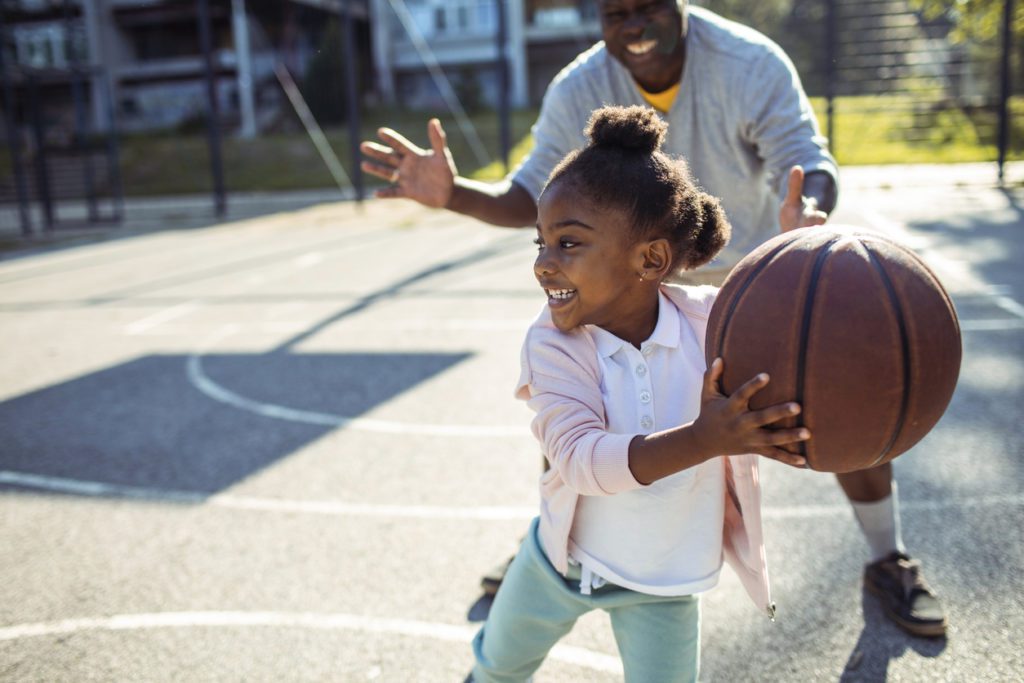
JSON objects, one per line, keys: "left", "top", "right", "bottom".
{"left": 568, "top": 292, "right": 726, "bottom": 596}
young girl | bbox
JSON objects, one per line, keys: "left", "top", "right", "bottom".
{"left": 470, "top": 105, "right": 811, "bottom": 682}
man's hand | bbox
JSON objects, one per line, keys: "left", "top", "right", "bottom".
{"left": 779, "top": 165, "right": 829, "bottom": 232}
{"left": 360, "top": 119, "right": 457, "bottom": 209}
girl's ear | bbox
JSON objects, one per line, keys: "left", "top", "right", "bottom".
{"left": 640, "top": 238, "right": 673, "bottom": 279}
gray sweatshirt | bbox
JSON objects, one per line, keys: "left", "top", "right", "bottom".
{"left": 511, "top": 6, "right": 839, "bottom": 268}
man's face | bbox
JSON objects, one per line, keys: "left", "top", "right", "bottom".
{"left": 599, "top": 0, "right": 686, "bottom": 94}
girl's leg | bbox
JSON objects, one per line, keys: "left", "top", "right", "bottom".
{"left": 471, "top": 519, "right": 588, "bottom": 683}
{"left": 608, "top": 595, "right": 701, "bottom": 683}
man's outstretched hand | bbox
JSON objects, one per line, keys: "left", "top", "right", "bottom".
{"left": 779, "top": 165, "right": 829, "bottom": 233}
{"left": 360, "top": 118, "right": 458, "bottom": 209}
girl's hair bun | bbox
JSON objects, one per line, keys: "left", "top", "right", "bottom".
{"left": 585, "top": 105, "right": 666, "bottom": 154}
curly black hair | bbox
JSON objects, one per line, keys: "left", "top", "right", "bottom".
{"left": 543, "top": 105, "right": 730, "bottom": 273}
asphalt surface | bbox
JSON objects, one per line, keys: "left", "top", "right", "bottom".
{"left": 1, "top": 164, "right": 1022, "bottom": 681}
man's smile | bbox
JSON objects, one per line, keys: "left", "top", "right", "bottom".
{"left": 626, "top": 39, "right": 658, "bottom": 56}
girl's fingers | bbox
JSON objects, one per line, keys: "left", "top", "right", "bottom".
{"left": 746, "top": 402, "right": 801, "bottom": 427}
{"left": 755, "top": 426, "right": 811, "bottom": 446}
{"left": 731, "top": 371, "right": 771, "bottom": 405}
{"left": 703, "top": 358, "right": 725, "bottom": 397}
{"left": 758, "top": 447, "right": 808, "bottom": 469}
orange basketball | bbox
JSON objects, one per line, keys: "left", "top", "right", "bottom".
{"left": 705, "top": 226, "right": 961, "bottom": 472}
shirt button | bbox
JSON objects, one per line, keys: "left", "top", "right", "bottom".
{"left": 635, "top": 365, "right": 647, "bottom": 377}
{"left": 640, "top": 415, "right": 653, "bottom": 429}
{"left": 639, "top": 390, "right": 652, "bottom": 404}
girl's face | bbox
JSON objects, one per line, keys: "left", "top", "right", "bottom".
{"left": 534, "top": 181, "right": 660, "bottom": 347}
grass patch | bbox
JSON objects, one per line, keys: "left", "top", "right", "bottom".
{"left": 4, "top": 96, "right": 1024, "bottom": 197}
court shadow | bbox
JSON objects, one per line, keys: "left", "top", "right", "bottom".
{"left": 0, "top": 351, "right": 470, "bottom": 495}
{"left": 839, "top": 589, "right": 947, "bottom": 683}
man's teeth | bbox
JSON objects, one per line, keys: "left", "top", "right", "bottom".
{"left": 546, "top": 289, "right": 576, "bottom": 300}
{"left": 627, "top": 40, "right": 657, "bottom": 55}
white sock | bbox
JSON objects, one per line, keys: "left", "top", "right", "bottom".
{"left": 850, "top": 481, "right": 906, "bottom": 561}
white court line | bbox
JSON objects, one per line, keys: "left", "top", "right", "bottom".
{"left": 960, "top": 318, "right": 1024, "bottom": 331}
{"left": 124, "top": 301, "right": 202, "bottom": 335}
{"left": 186, "top": 326, "right": 530, "bottom": 438}
{"left": 0, "top": 611, "right": 622, "bottom": 672}
{"left": 4, "top": 470, "right": 1022, "bottom": 521}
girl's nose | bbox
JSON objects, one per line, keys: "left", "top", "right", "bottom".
{"left": 534, "top": 252, "right": 555, "bottom": 277}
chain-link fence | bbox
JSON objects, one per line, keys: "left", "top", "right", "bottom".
{"left": 1, "top": 0, "right": 1020, "bottom": 235}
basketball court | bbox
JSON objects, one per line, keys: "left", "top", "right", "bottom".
{"left": 0, "top": 164, "right": 1022, "bottom": 681}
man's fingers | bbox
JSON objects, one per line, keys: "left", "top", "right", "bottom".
{"left": 428, "top": 118, "right": 448, "bottom": 155}
{"left": 361, "top": 160, "right": 399, "bottom": 181}
{"left": 804, "top": 210, "right": 828, "bottom": 227}
{"left": 377, "top": 127, "right": 419, "bottom": 156}
{"left": 373, "top": 185, "right": 407, "bottom": 200}
{"left": 783, "top": 165, "right": 804, "bottom": 208}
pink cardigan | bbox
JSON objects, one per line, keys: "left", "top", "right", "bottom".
{"left": 515, "top": 284, "right": 775, "bottom": 618}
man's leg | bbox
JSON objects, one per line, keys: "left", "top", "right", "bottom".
{"left": 836, "top": 464, "right": 947, "bottom": 637}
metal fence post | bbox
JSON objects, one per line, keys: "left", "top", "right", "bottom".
{"left": 998, "top": 0, "right": 1015, "bottom": 182}
{"left": 825, "top": 0, "right": 837, "bottom": 159}
{"left": 342, "top": 0, "right": 364, "bottom": 202}
{"left": 496, "top": 0, "right": 511, "bottom": 173}
{"left": 197, "top": 0, "right": 227, "bottom": 216}
{"left": 0, "top": 9, "right": 33, "bottom": 236}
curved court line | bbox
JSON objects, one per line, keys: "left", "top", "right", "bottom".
{"left": 0, "top": 611, "right": 621, "bottom": 672}
{"left": 4, "top": 470, "right": 1023, "bottom": 521}
{"left": 186, "top": 326, "right": 529, "bottom": 438}
{"left": 0, "top": 471, "right": 534, "bottom": 520}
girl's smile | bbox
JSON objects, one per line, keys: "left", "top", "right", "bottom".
{"left": 534, "top": 181, "right": 661, "bottom": 347}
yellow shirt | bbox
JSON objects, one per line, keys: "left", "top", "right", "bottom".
{"left": 638, "top": 83, "right": 680, "bottom": 113}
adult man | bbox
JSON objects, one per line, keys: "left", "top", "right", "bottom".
{"left": 361, "top": 0, "right": 946, "bottom": 637}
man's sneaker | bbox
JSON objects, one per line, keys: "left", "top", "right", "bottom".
{"left": 864, "top": 551, "right": 947, "bottom": 637}
{"left": 480, "top": 555, "right": 515, "bottom": 596}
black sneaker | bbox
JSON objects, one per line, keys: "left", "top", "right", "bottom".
{"left": 480, "top": 554, "right": 515, "bottom": 596}
{"left": 864, "top": 551, "right": 947, "bottom": 637}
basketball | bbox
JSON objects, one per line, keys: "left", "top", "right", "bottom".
{"left": 705, "top": 225, "right": 962, "bottom": 472}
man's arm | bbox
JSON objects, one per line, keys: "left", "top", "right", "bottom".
{"left": 360, "top": 118, "right": 536, "bottom": 228}
{"left": 802, "top": 169, "right": 838, "bottom": 215}
{"left": 448, "top": 177, "right": 537, "bottom": 227}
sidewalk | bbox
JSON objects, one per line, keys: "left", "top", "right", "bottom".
{"left": 2, "top": 161, "right": 1022, "bottom": 255}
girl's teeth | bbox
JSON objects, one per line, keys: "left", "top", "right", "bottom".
{"left": 547, "top": 289, "right": 576, "bottom": 300}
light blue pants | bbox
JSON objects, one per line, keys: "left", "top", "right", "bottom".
{"left": 471, "top": 518, "right": 700, "bottom": 683}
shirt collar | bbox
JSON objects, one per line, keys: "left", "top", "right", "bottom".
{"left": 591, "top": 291, "right": 682, "bottom": 359}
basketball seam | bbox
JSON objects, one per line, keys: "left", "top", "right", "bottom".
{"left": 862, "top": 242, "right": 912, "bottom": 468}
{"left": 796, "top": 239, "right": 840, "bottom": 462}
{"left": 714, "top": 238, "right": 796, "bottom": 360}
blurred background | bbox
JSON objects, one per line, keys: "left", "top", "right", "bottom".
{"left": 1, "top": 0, "right": 1022, "bottom": 237}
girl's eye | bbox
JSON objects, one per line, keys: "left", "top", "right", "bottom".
{"left": 532, "top": 237, "right": 544, "bottom": 250}
{"left": 559, "top": 239, "right": 578, "bottom": 249}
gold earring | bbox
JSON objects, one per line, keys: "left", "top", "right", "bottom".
{"left": 638, "top": 271, "right": 646, "bottom": 281}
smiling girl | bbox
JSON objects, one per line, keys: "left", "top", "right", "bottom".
{"left": 469, "top": 106, "right": 811, "bottom": 682}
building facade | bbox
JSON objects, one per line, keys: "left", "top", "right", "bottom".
{"left": 368, "top": 0, "right": 601, "bottom": 110}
